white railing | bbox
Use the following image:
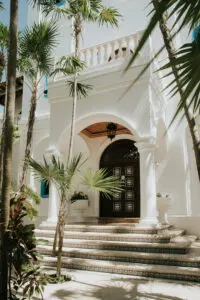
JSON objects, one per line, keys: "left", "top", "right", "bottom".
{"left": 79, "top": 31, "right": 143, "bottom": 68}
{"left": 52, "top": 30, "right": 145, "bottom": 80}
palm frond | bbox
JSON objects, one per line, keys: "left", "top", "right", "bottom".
{"left": 98, "top": 6, "right": 121, "bottom": 28}
{"left": 81, "top": 168, "right": 122, "bottom": 199}
{"left": 159, "top": 33, "right": 200, "bottom": 113}
{"left": 27, "top": 156, "right": 61, "bottom": 186}
{"left": 65, "top": 153, "right": 86, "bottom": 188}
{"left": 0, "top": 22, "right": 9, "bottom": 52}
{"left": 42, "top": 4, "right": 72, "bottom": 19}
{"left": 126, "top": 0, "right": 200, "bottom": 71}
{"left": 68, "top": 80, "right": 93, "bottom": 99}
{"left": 0, "top": 1, "right": 4, "bottom": 10}
{"left": 18, "top": 21, "right": 58, "bottom": 80}
{"left": 52, "top": 55, "right": 86, "bottom": 77}
{"left": 168, "top": 0, "right": 200, "bottom": 32}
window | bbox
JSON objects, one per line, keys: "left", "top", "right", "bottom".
{"left": 41, "top": 180, "right": 49, "bottom": 198}
{"left": 193, "top": 25, "right": 200, "bottom": 41}
{"left": 56, "top": 0, "right": 66, "bottom": 7}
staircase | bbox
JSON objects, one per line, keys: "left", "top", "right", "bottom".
{"left": 35, "top": 223, "right": 200, "bottom": 282}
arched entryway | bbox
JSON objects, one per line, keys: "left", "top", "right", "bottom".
{"left": 100, "top": 139, "right": 140, "bottom": 218}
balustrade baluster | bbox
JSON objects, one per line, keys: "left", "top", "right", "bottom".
{"left": 85, "top": 49, "right": 91, "bottom": 68}
{"left": 90, "top": 47, "right": 96, "bottom": 67}
{"left": 52, "top": 32, "right": 144, "bottom": 72}
{"left": 104, "top": 44, "right": 109, "bottom": 62}
{"left": 97, "top": 45, "right": 104, "bottom": 65}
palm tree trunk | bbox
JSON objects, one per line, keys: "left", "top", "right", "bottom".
{"left": 0, "top": 70, "right": 3, "bottom": 83}
{"left": 67, "top": 18, "right": 81, "bottom": 165}
{"left": 0, "top": 0, "right": 18, "bottom": 298}
{"left": 0, "top": 107, "right": 6, "bottom": 188}
{"left": 20, "top": 82, "right": 38, "bottom": 186}
{"left": 56, "top": 200, "right": 65, "bottom": 278}
{"left": 153, "top": 0, "right": 200, "bottom": 181}
{"left": 52, "top": 221, "right": 59, "bottom": 256}
{"left": 55, "top": 18, "right": 81, "bottom": 262}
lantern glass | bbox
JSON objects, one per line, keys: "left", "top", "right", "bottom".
{"left": 107, "top": 123, "right": 117, "bottom": 141}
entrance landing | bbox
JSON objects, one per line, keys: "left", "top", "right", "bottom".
{"left": 98, "top": 218, "right": 140, "bottom": 224}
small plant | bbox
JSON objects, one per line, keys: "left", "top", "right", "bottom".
{"left": 71, "top": 191, "right": 88, "bottom": 203}
{"left": 47, "top": 273, "right": 71, "bottom": 284}
{"left": 4, "top": 186, "right": 48, "bottom": 299}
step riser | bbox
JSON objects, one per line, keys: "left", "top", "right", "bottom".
{"left": 36, "top": 233, "right": 170, "bottom": 243}
{"left": 39, "top": 241, "right": 188, "bottom": 254}
{"left": 41, "top": 260, "right": 200, "bottom": 283}
{"left": 38, "top": 249, "right": 200, "bottom": 268}
{"left": 39, "top": 226, "right": 158, "bottom": 234}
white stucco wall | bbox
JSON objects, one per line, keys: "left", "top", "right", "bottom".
{"left": 17, "top": 0, "right": 200, "bottom": 227}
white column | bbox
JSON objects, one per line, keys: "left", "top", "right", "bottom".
{"left": 40, "top": 146, "right": 61, "bottom": 227}
{"left": 136, "top": 139, "right": 158, "bottom": 226}
{"left": 45, "top": 183, "right": 59, "bottom": 224}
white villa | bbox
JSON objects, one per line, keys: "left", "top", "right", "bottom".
{"left": 10, "top": 0, "right": 200, "bottom": 237}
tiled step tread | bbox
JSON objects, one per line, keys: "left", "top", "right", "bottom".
{"left": 39, "top": 224, "right": 167, "bottom": 234}
{"left": 41, "top": 256, "right": 200, "bottom": 282}
{"left": 35, "top": 229, "right": 184, "bottom": 243}
{"left": 36, "top": 237, "right": 191, "bottom": 252}
{"left": 38, "top": 245, "right": 200, "bottom": 264}
{"left": 171, "top": 235, "right": 197, "bottom": 243}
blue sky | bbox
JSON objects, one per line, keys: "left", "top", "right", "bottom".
{"left": 0, "top": 0, "right": 28, "bottom": 29}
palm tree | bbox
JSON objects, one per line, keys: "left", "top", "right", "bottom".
{"left": 42, "top": 0, "right": 121, "bottom": 164}
{"left": 0, "top": 22, "right": 9, "bottom": 82}
{"left": 0, "top": 1, "right": 4, "bottom": 10}
{"left": 151, "top": 0, "right": 200, "bottom": 180}
{"left": 0, "top": 0, "right": 19, "bottom": 298}
{"left": 124, "top": 0, "right": 200, "bottom": 181}
{"left": 28, "top": 153, "right": 121, "bottom": 278}
{"left": 18, "top": 21, "right": 58, "bottom": 186}
{"left": 0, "top": 23, "right": 9, "bottom": 189}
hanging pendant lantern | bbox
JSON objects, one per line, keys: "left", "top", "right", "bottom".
{"left": 106, "top": 122, "right": 117, "bottom": 141}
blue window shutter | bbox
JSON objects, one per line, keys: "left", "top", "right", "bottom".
{"left": 193, "top": 25, "right": 200, "bottom": 41}
{"left": 56, "top": 0, "right": 66, "bottom": 7}
{"left": 41, "top": 180, "right": 49, "bottom": 198}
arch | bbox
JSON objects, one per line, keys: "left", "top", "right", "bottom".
{"left": 57, "top": 112, "right": 141, "bottom": 153}
{"left": 99, "top": 139, "right": 140, "bottom": 218}
{"left": 97, "top": 133, "right": 137, "bottom": 166}
{"left": 32, "top": 135, "right": 50, "bottom": 160}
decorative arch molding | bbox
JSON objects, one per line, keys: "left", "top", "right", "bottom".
{"left": 32, "top": 135, "right": 50, "bottom": 159}
{"left": 57, "top": 112, "right": 141, "bottom": 153}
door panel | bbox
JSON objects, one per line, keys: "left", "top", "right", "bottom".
{"left": 100, "top": 139, "right": 140, "bottom": 218}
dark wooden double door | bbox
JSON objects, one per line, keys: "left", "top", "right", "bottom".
{"left": 100, "top": 139, "right": 140, "bottom": 218}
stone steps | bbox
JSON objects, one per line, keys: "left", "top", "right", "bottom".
{"left": 37, "top": 245, "right": 200, "bottom": 268}
{"left": 39, "top": 224, "right": 171, "bottom": 234}
{"left": 40, "top": 256, "right": 200, "bottom": 283}
{"left": 36, "top": 223, "right": 200, "bottom": 282}
{"left": 35, "top": 228, "right": 185, "bottom": 243}
{"left": 36, "top": 236, "right": 191, "bottom": 254}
